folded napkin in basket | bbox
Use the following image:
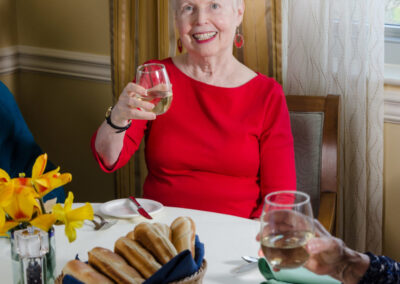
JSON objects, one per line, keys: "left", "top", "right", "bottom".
{"left": 62, "top": 235, "right": 205, "bottom": 284}
{"left": 258, "top": 258, "right": 340, "bottom": 284}
{"left": 145, "top": 235, "right": 204, "bottom": 284}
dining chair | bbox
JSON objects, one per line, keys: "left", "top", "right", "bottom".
{"left": 286, "top": 94, "right": 340, "bottom": 234}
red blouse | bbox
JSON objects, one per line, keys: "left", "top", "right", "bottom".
{"left": 91, "top": 58, "right": 296, "bottom": 218}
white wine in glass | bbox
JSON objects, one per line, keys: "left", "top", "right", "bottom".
{"left": 260, "top": 191, "right": 314, "bottom": 270}
{"left": 136, "top": 63, "right": 173, "bottom": 115}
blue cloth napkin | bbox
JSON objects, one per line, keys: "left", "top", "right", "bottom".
{"left": 144, "top": 235, "right": 204, "bottom": 284}
{"left": 258, "top": 258, "right": 340, "bottom": 284}
{"left": 63, "top": 275, "right": 84, "bottom": 284}
{"left": 63, "top": 236, "right": 204, "bottom": 284}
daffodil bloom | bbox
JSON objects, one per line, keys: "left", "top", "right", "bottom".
{"left": 0, "top": 154, "right": 88, "bottom": 243}
{"left": 0, "top": 168, "right": 14, "bottom": 207}
{"left": 0, "top": 209, "right": 5, "bottom": 231}
{"left": 31, "top": 154, "right": 72, "bottom": 198}
{"left": 1, "top": 170, "right": 39, "bottom": 232}
{"left": 52, "top": 192, "right": 93, "bottom": 242}
{"left": 0, "top": 171, "right": 58, "bottom": 232}
{"left": 0, "top": 169, "right": 14, "bottom": 228}
{"left": 0, "top": 221, "right": 19, "bottom": 237}
{"left": 30, "top": 213, "right": 57, "bottom": 232}
{"left": 2, "top": 178, "right": 40, "bottom": 223}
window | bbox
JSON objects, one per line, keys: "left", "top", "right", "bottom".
{"left": 385, "top": 0, "right": 400, "bottom": 65}
{"left": 385, "top": 0, "right": 400, "bottom": 25}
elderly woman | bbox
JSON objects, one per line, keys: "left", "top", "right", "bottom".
{"left": 91, "top": 0, "right": 296, "bottom": 218}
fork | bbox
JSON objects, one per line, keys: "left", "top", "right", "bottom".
{"left": 241, "top": 256, "right": 259, "bottom": 263}
{"left": 91, "top": 214, "right": 117, "bottom": 230}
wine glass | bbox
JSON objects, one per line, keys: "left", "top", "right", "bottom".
{"left": 260, "top": 190, "right": 314, "bottom": 270}
{"left": 136, "top": 63, "right": 173, "bottom": 115}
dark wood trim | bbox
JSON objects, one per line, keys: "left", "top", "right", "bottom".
{"left": 321, "top": 95, "right": 339, "bottom": 193}
{"left": 318, "top": 192, "right": 337, "bottom": 233}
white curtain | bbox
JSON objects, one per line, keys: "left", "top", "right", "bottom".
{"left": 282, "top": 0, "right": 384, "bottom": 253}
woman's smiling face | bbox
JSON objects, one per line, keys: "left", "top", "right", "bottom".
{"left": 174, "top": 0, "right": 244, "bottom": 58}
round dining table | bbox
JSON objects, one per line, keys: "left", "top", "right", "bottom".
{"left": 0, "top": 203, "right": 265, "bottom": 283}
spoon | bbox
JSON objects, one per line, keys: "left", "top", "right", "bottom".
{"left": 231, "top": 256, "right": 259, "bottom": 274}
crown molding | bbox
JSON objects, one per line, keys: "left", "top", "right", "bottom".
{"left": 0, "top": 45, "right": 111, "bottom": 82}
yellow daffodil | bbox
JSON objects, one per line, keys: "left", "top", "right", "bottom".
{"left": 0, "top": 169, "right": 14, "bottom": 208}
{"left": 0, "top": 170, "right": 14, "bottom": 228}
{"left": 30, "top": 213, "right": 57, "bottom": 232}
{"left": 31, "top": 154, "right": 72, "bottom": 198}
{"left": 0, "top": 168, "right": 11, "bottom": 184}
{"left": 0, "top": 221, "right": 19, "bottom": 237}
{"left": 0, "top": 209, "right": 4, "bottom": 230}
{"left": 0, "top": 154, "right": 89, "bottom": 243}
{"left": 52, "top": 192, "right": 93, "bottom": 242}
{"left": 3, "top": 183, "right": 40, "bottom": 222}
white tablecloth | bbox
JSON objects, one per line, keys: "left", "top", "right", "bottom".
{"left": 0, "top": 204, "right": 265, "bottom": 283}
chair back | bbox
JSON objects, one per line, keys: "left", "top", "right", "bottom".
{"left": 286, "top": 95, "right": 340, "bottom": 233}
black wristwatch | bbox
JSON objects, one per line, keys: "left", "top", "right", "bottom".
{"left": 105, "top": 106, "right": 131, "bottom": 133}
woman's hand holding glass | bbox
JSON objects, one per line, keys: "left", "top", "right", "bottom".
{"left": 304, "top": 220, "right": 370, "bottom": 283}
{"left": 112, "top": 82, "right": 157, "bottom": 125}
{"left": 111, "top": 63, "right": 172, "bottom": 125}
{"left": 303, "top": 220, "right": 346, "bottom": 276}
{"left": 259, "top": 191, "right": 315, "bottom": 270}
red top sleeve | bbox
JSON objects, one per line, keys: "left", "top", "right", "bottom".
{"left": 250, "top": 82, "right": 296, "bottom": 218}
{"left": 90, "top": 119, "right": 148, "bottom": 173}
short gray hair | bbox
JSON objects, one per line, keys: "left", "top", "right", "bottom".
{"left": 171, "top": 0, "right": 243, "bottom": 12}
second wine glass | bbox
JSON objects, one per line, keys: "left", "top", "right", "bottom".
{"left": 260, "top": 190, "right": 314, "bottom": 270}
{"left": 136, "top": 63, "right": 173, "bottom": 115}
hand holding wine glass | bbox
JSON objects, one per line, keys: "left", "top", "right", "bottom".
{"left": 110, "top": 63, "right": 172, "bottom": 126}
{"left": 260, "top": 190, "right": 314, "bottom": 270}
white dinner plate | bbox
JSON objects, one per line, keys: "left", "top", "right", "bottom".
{"left": 99, "top": 198, "right": 163, "bottom": 218}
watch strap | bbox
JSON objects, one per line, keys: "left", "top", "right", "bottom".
{"left": 105, "top": 106, "right": 131, "bottom": 133}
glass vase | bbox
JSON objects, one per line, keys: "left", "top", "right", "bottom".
{"left": 10, "top": 226, "right": 56, "bottom": 284}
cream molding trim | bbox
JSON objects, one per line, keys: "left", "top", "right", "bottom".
{"left": 385, "top": 64, "right": 400, "bottom": 86}
{"left": 0, "top": 45, "right": 111, "bottom": 82}
{"left": 385, "top": 92, "right": 400, "bottom": 124}
{"left": 0, "top": 46, "right": 19, "bottom": 74}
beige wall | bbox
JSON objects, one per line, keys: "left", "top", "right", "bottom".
{"left": 0, "top": 0, "right": 115, "bottom": 202}
{"left": 383, "top": 85, "right": 400, "bottom": 261}
{"left": 0, "top": 73, "right": 19, "bottom": 95}
{"left": 384, "top": 122, "right": 400, "bottom": 260}
{"left": 0, "top": 0, "right": 18, "bottom": 98}
{"left": 15, "top": 0, "right": 110, "bottom": 54}
{"left": 0, "top": 0, "right": 18, "bottom": 48}
{"left": 17, "top": 72, "right": 113, "bottom": 202}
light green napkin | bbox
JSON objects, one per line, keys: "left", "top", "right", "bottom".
{"left": 258, "top": 258, "right": 341, "bottom": 284}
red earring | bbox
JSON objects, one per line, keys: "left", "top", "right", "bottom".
{"left": 177, "top": 38, "right": 183, "bottom": 53}
{"left": 234, "top": 28, "right": 244, "bottom": 48}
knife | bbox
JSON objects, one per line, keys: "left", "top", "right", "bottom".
{"left": 128, "top": 196, "right": 153, "bottom": 219}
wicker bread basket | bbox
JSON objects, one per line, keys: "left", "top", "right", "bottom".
{"left": 55, "top": 259, "right": 207, "bottom": 284}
